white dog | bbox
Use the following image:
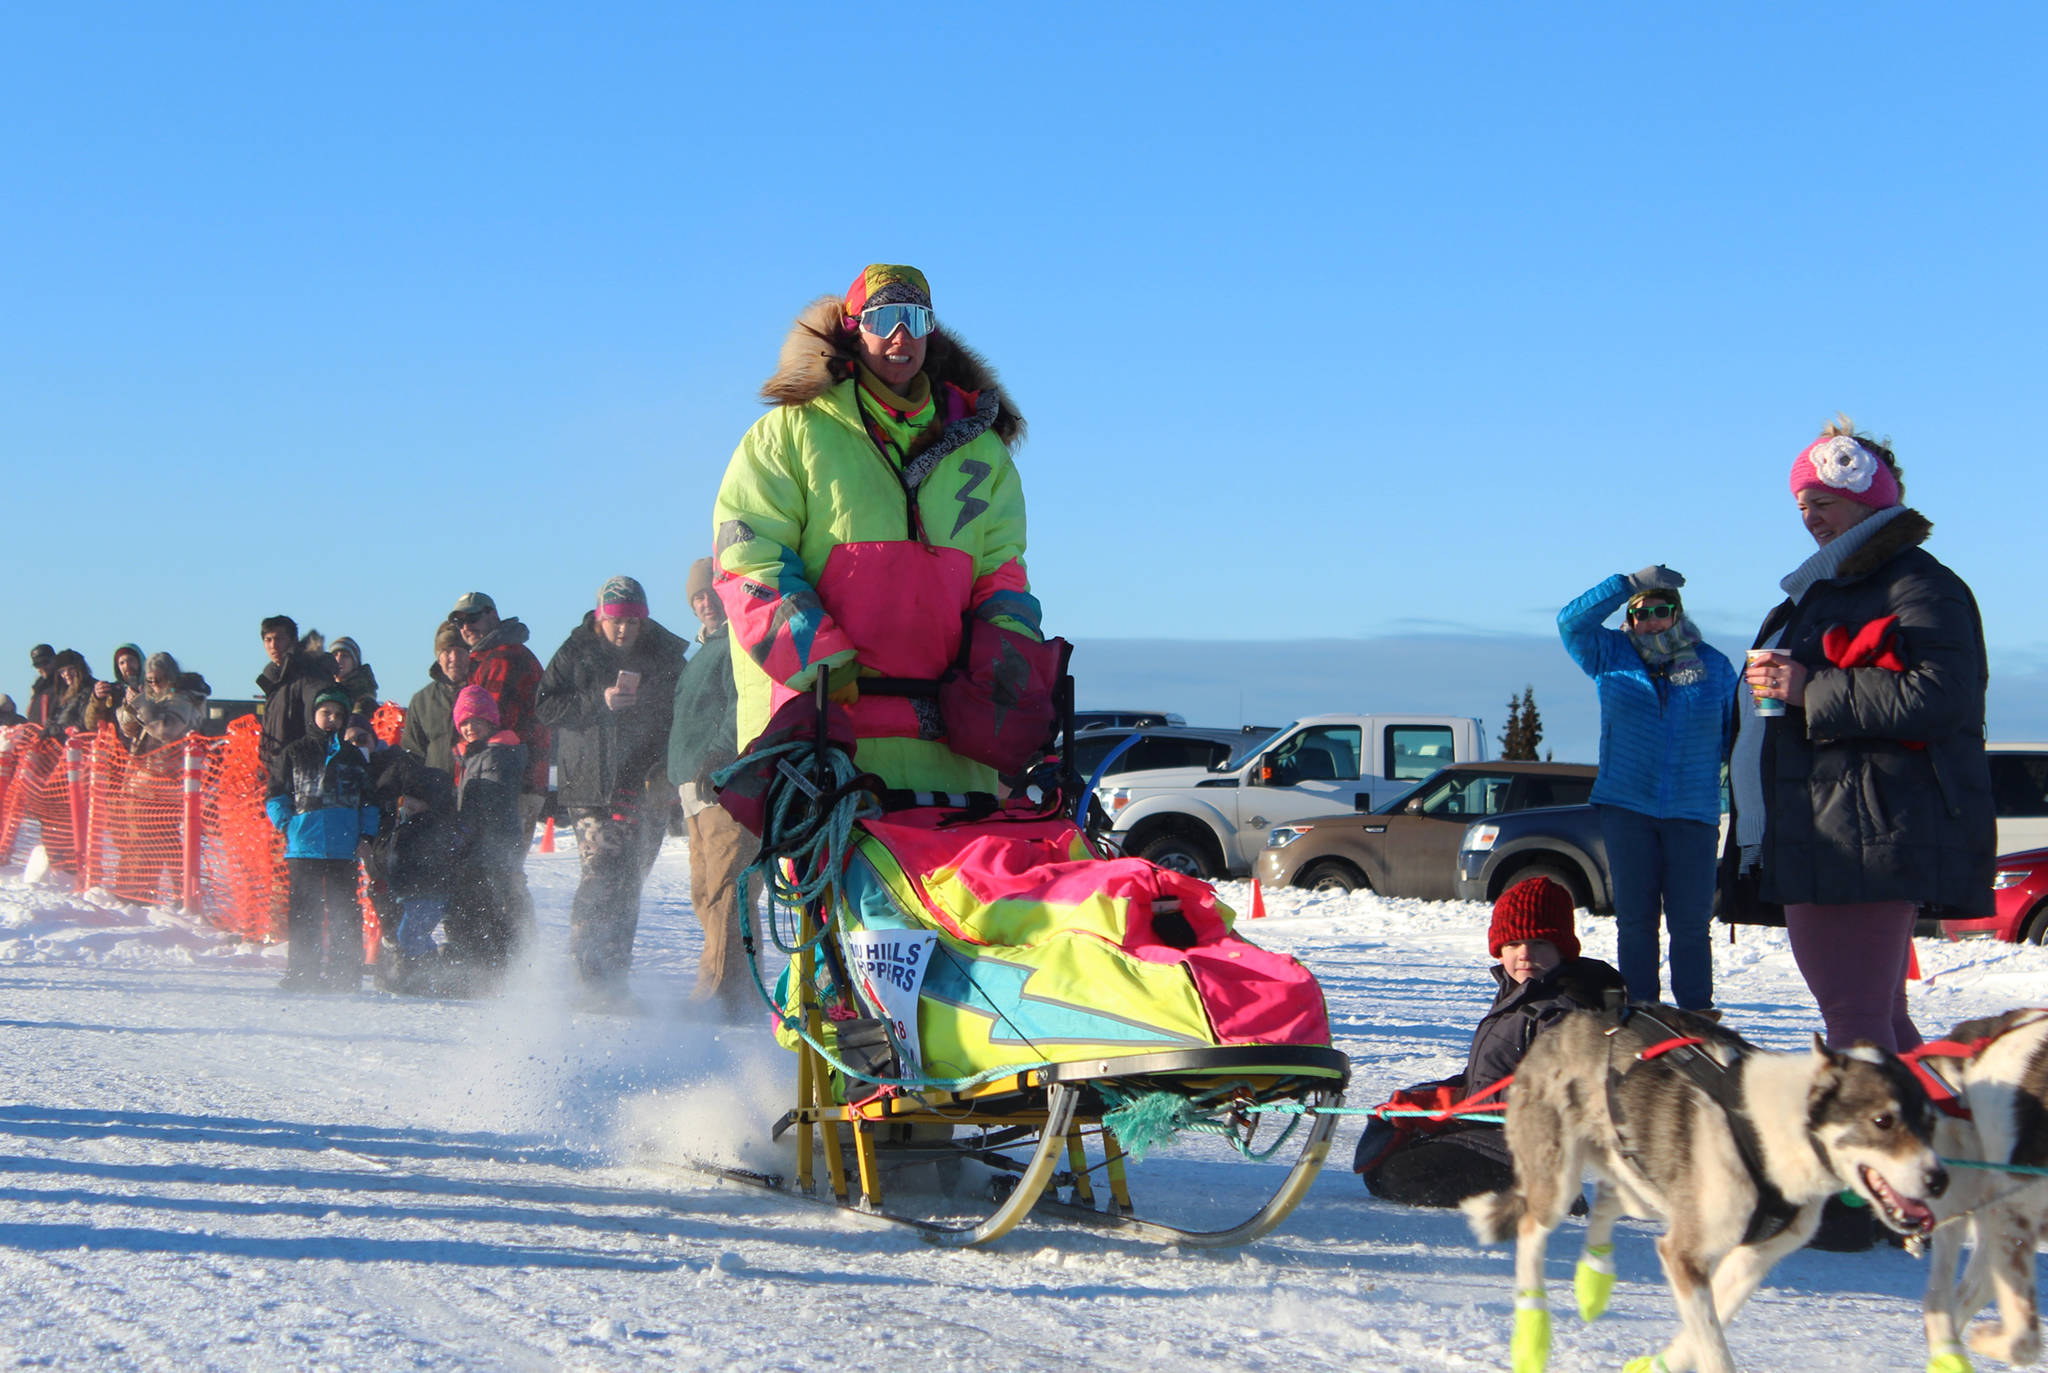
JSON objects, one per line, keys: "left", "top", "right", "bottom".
{"left": 1918, "top": 1009, "right": 2048, "bottom": 1372}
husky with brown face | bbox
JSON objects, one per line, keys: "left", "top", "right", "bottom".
{"left": 1463, "top": 1005, "right": 1947, "bottom": 1373}
{"left": 1920, "top": 1008, "right": 2048, "bottom": 1372}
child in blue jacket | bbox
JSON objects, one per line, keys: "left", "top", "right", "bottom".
{"left": 266, "top": 686, "right": 379, "bottom": 991}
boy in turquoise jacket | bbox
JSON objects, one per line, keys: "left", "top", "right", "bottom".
{"left": 266, "top": 685, "right": 379, "bottom": 991}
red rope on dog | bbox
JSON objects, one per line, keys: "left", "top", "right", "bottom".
{"left": 1636, "top": 1036, "right": 1706, "bottom": 1061}
{"left": 1426, "top": 1074, "right": 1515, "bottom": 1122}
{"left": 1902, "top": 1040, "right": 1985, "bottom": 1121}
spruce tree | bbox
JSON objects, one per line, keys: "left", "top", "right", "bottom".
{"left": 1518, "top": 685, "right": 1544, "bottom": 762}
{"left": 1498, "top": 693, "right": 1527, "bottom": 759}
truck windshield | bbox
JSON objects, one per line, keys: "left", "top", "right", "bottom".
{"left": 1219, "top": 728, "right": 1281, "bottom": 768}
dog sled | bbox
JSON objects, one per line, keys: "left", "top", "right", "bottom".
{"left": 699, "top": 679, "right": 1350, "bottom": 1247}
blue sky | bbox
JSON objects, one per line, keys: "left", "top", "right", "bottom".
{"left": 4, "top": 4, "right": 2041, "bottom": 748}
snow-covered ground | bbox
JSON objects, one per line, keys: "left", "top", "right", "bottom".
{"left": 1, "top": 836, "right": 2041, "bottom": 1371}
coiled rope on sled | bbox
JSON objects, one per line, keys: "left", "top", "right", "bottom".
{"left": 712, "top": 738, "right": 875, "bottom": 957}
{"left": 709, "top": 737, "right": 1054, "bottom": 1096}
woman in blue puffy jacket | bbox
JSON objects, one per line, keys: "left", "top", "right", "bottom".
{"left": 1558, "top": 567, "right": 1736, "bottom": 1008}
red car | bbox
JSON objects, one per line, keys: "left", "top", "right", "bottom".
{"left": 1939, "top": 847, "right": 2048, "bottom": 943}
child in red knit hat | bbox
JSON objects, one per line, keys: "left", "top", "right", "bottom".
{"left": 1355, "top": 877, "right": 1624, "bottom": 1208}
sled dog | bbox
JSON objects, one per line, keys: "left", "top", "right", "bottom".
{"left": 1463, "top": 1005, "right": 1946, "bottom": 1373}
{"left": 1918, "top": 1008, "right": 2048, "bottom": 1372}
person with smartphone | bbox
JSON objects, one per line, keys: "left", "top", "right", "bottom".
{"left": 537, "top": 575, "right": 690, "bottom": 1004}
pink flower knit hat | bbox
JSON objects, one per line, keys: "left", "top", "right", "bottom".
{"left": 1790, "top": 433, "right": 1900, "bottom": 510}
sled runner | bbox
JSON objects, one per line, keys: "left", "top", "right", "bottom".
{"left": 704, "top": 679, "right": 1350, "bottom": 1246}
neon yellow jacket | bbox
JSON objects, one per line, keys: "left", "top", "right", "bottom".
{"left": 713, "top": 298, "right": 1039, "bottom": 794}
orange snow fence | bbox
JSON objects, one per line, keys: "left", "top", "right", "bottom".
{"left": 0, "top": 707, "right": 409, "bottom": 952}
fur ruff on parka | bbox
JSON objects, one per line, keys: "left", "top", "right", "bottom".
{"left": 759, "top": 296, "right": 1025, "bottom": 458}
{"left": 1738, "top": 508, "right": 1995, "bottom": 916}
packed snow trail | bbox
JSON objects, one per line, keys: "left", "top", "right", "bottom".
{"left": 0, "top": 842, "right": 2038, "bottom": 1370}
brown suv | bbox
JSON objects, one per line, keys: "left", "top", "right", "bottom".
{"left": 1253, "top": 760, "right": 1597, "bottom": 900}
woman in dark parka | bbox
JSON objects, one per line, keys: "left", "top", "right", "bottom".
{"left": 1728, "top": 418, "right": 1993, "bottom": 1051}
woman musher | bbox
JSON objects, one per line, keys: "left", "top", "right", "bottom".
{"left": 711, "top": 264, "right": 1043, "bottom": 795}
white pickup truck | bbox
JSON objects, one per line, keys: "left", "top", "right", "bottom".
{"left": 1094, "top": 713, "right": 1488, "bottom": 879}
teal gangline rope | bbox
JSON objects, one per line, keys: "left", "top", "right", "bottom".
{"left": 1096, "top": 1084, "right": 1308, "bottom": 1163}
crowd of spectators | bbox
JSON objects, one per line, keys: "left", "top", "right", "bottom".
{"left": 10, "top": 641, "right": 215, "bottom": 752}
{"left": 8, "top": 570, "right": 756, "bottom": 1014}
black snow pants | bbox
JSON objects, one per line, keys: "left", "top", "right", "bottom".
{"left": 285, "top": 857, "right": 364, "bottom": 988}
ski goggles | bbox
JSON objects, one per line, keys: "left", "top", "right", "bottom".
{"left": 1627, "top": 602, "right": 1679, "bottom": 621}
{"left": 856, "top": 302, "right": 935, "bottom": 338}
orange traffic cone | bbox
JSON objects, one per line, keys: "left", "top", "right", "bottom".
{"left": 1249, "top": 879, "right": 1267, "bottom": 919}
{"left": 539, "top": 815, "right": 556, "bottom": 853}
{"left": 1906, "top": 939, "right": 1921, "bottom": 982}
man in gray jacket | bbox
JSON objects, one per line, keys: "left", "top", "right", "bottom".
{"left": 401, "top": 622, "right": 468, "bottom": 774}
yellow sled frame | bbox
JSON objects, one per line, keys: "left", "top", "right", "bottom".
{"left": 775, "top": 912, "right": 1351, "bottom": 1248}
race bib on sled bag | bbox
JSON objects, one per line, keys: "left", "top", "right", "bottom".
{"left": 842, "top": 929, "right": 938, "bottom": 1076}
{"left": 939, "top": 624, "right": 1069, "bottom": 775}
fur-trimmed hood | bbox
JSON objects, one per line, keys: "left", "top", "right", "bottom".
{"left": 759, "top": 295, "right": 1025, "bottom": 450}
{"left": 1836, "top": 507, "right": 1932, "bottom": 581}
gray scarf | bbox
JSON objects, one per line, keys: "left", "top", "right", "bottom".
{"left": 1779, "top": 505, "right": 1909, "bottom": 604}
{"left": 1628, "top": 617, "right": 1707, "bottom": 686}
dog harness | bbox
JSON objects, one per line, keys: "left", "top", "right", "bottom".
{"left": 1903, "top": 1009, "right": 2048, "bottom": 1123}
{"left": 1603, "top": 1006, "right": 1813, "bottom": 1246}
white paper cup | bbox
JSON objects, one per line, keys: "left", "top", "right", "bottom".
{"left": 1746, "top": 649, "right": 1788, "bottom": 717}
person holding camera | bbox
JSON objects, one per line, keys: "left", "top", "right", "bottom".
{"left": 538, "top": 575, "right": 689, "bottom": 1002}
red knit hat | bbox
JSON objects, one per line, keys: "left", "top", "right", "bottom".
{"left": 1488, "top": 876, "right": 1579, "bottom": 960}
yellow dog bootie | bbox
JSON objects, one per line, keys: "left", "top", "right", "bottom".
{"left": 1511, "top": 1290, "right": 1550, "bottom": 1373}
{"left": 1926, "top": 1339, "right": 1973, "bottom": 1373}
{"left": 1575, "top": 1243, "right": 1616, "bottom": 1322}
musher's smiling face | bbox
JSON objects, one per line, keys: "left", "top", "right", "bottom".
{"left": 858, "top": 319, "right": 926, "bottom": 393}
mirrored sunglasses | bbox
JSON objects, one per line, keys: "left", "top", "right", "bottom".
{"left": 858, "top": 303, "right": 934, "bottom": 339}
{"left": 1628, "top": 602, "right": 1679, "bottom": 621}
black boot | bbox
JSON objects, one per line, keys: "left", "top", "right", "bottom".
{"left": 1807, "top": 1193, "right": 1876, "bottom": 1252}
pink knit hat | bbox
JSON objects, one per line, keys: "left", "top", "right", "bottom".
{"left": 1790, "top": 434, "right": 1900, "bottom": 510}
{"left": 452, "top": 685, "right": 499, "bottom": 729}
